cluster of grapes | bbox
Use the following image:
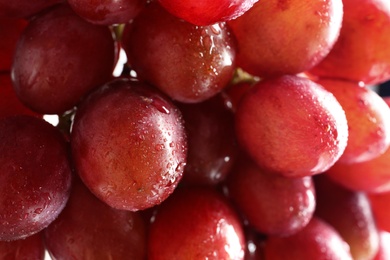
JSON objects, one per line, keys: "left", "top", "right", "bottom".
{"left": 1, "top": 0, "right": 390, "bottom": 259}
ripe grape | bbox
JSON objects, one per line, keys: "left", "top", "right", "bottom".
{"left": 71, "top": 78, "right": 187, "bottom": 211}
{"left": 316, "top": 79, "right": 390, "bottom": 164}
{"left": 309, "top": 0, "right": 390, "bottom": 85}
{"left": 0, "top": 115, "right": 72, "bottom": 241}
{"left": 44, "top": 177, "right": 146, "bottom": 259}
{"left": 177, "top": 94, "right": 237, "bottom": 185}
{"left": 235, "top": 75, "right": 348, "bottom": 177}
{"left": 11, "top": 4, "right": 116, "bottom": 114}
{"left": 121, "top": 1, "right": 237, "bottom": 103}
{"left": 263, "top": 217, "right": 353, "bottom": 260}
{"left": 315, "top": 175, "right": 380, "bottom": 260}
{"left": 148, "top": 186, "right": 245, "bottom": 260}
{"left": 325, "top": 141, "right": 390, "bottom": 193}
{"left": 226, "top": 155, "right": 316, "bottom": 236}
{"left": 228, "top": 0, "right": 343, "bottom": 77}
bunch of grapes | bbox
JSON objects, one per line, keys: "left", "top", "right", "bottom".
{"left": 1, "top": 0, "right": 390, "bottom": 259}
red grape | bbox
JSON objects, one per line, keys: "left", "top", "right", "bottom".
{"left": 226, "top": 155, "right": 316, "bottom": 236}
{"left": 325, "top": 142, "right": 390, "bottom": 193}
{"left": 121, "top": 1, "right": 237, "bottom": 103}
{"left": 309, "top": 0, "right": 390, "bottom": 85}
{"left": 235, "top": 75, "right": 349, "bottom": 177}
{"left": 44, "top": 177, "right": 146, "bottom": 259}
{"left": 71, "top": 78, "right": 187, "bottom": 211}
{"left": 228, "top": 0, "right": 343, "bottom": 78}
{"left": 316, "top": 79, "right": 390, "bottom": 164}
{"left": 263, "top": 217, "right": 353, "bottom": 260}
{"left": 0, "top": 115, "right": 72, "bottom": 241}
{"left": 178, "top": 94, "right": 237, "bottom": 185}
{"left": 157, "top": 0, "right": 258, "bottom": 26}
{"left": 11, "top": 4, "right": 116, "bottom": 114}
{"left": 148, "top": 186, "right": 245, "bottom": 259}
{"left": 67, "top": 0, "right": 147, "bottom": 25}
{"left": 315, "top": 175, "right": 380, "bottom": 260}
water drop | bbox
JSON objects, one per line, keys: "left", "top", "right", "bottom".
{"left": 175, "top": 162, "right": 186, "bottom": 172}
{"left": 34, "top": 208, "right": 43, "bottom": 214}
{"left": 151, "top": 97, "right": 170, "bottom": 114}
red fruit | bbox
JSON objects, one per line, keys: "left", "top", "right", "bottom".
{"left": 121, "top": 2, "right": 236, "bottom": 103}
{"left": 11, "top": 4, "right": 116, "bottom": 114}
{"left": 316, "top": 79, "right": 390, "bottom": 164}
{"left": 309, "top": 0, "right": 390, "bottom": 85}
{"left": 226, "top": 155, "right": 316, "bottom": 236}
{"left": 157, "top": 0, "right": 258, "bottom": 25}
{"left": 315, "top": 175, "right": 380, "bottom": 260}
{"left": 228, "top": 0, "right": 343, "bottom": 77}
{"left": 148, "top": 186, "right": 245, "bottom": 260}
{"left": 71, "top": 78, "right": 187, "bottom": 211}
{"left": 178, "top": 94, "right": 238, "bottom": 185}
{"left": 235, "top": 75, "right": 348, "bottom": 177}
{"left": 264, "top": 217, "right": 353, "bottom": 260}
{"left": 325, "top": 143, "right": 390, "bottom": 193}
{"left": 0, "top": 116, "right": 72, "bottom": 241}
{"left": 44, "top": 177, "right": 147, "bottom": 259}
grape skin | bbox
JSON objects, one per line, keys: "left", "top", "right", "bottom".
{"left": 71, "top": 78, "right": 187, "bottom": 211}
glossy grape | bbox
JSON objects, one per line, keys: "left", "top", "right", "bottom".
{"left": 235, "top": 75, "right": 349, "bottom": 177}
{"left": 264, "top": 217, "right": 353, "bottom": 260}
{"left": 178, "top": 94, "right": 237, "bottom": 185}
{"left": 0, "top": 116, "right": 72, "bottom": 241}
{"left": 122, "top": 1, "right": 236, "bottom": 103}
{"left": 309, "top": 0, "right": 390, "bottom": 85}
{"left": 71, "top": 78, "right": 187, "bottom": 211}
{"left": 226, "top": 155, "right": 316, "bottom": 236}
{"left": 325, "top": 143, "right": 390, "bottom": 193}
{"left": 316, "top": 79, "right": 390, "bottom": 164}
{"left": 148, "top": 186, "right": 245, "bottom": 260}
{"left": 228, "top": 0, "right": 343, "bottom": 78}
{"left": 315, "top": 175, "right": 380, "bottom": 260}
{"left": 44, "top": 177, "right": 147, "bottom": 259}
{"left": 11, "top": 4, "right": 116, "bottom": 114}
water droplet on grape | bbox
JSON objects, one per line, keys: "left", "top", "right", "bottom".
{"left": 34, "top": 208, "right": 43, "bottom": 214}
{"left": 175, "top": 162, "right": 186, "bottom": 172}
{"left": 151, "top": 97, "right": 170, "bottom": 114}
